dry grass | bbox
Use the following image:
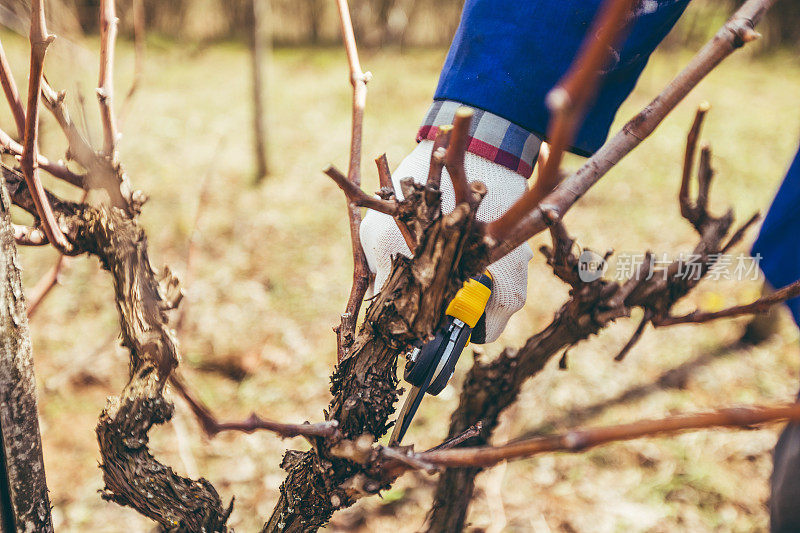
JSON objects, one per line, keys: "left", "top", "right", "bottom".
{"left": 0, "top": 23, "right": 798, "bottom": 533}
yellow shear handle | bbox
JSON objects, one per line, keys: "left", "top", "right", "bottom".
{"left": 445, "top": 272, "right": 493, "bottom": 328}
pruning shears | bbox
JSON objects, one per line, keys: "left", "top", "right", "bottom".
{"left": 389, "top": 272, "right": 493, "bottom": 446}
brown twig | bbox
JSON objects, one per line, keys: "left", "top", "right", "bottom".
{"left": 425, "top": 422, "right": 483, "bottom": 452}
{"left": 325, "top": 165, "right": 398, "bottom": 215}
{"left": 488, "top": 0, "right": 773, "bottom": 263}
{"left": 334, "top": 0, "right": 372, "bottom": 363}
{"left": 444, "top": 108, "right": 472, "bottom": 205}
{"left": 535, "top": 141, "right": 550, "bottom": 182}
{"left": 487, "top": 0, "right": 636, "bottom": 245}
{"left": 656, "top": 278, "right": 800, "bottom": 327}
{"left": 0, "top": 40, "right": 26, "bottom": 137}
{"left": 427, "top": 125, "right": 452, "bottom": 188}
{"left": 169, "top": 374, "right": 338, "bottom": 439}
{"left": 41, "top": 79, "right": 131, "bottom": 210}
{"left": 0, "top": 126, "right": 85, "bottom": 187}
{"left": 20, "top": 0, "right": 73, "bottom": 254}
{"left": 25, "top": 190, "right": 88, "bottom": 318}
{"left": 613, "top": 310, "right": 651, "bottom": 361}
{"left": 26, "top": 255, "right": 68, "bottom": 318}
{"left": 98, "top": 0, "right": 119, "bottom": 157}
{"left": 372, "top": 154, "right": 416, "bottom": 250}
{"left": 680, "top": 102, "right": 710, "bottom": 219}
{"left": 379, "top": 446, "right": 440, "bottom": 474}
{"left": 418, "top": 403, "right": 800, "bottom": 468}
{"left": 375, "top": 153, "right": 392, "bottom": 190}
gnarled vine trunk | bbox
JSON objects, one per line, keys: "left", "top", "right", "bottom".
{"left": 0, "top": 175, "right": 53, "bottom": 533}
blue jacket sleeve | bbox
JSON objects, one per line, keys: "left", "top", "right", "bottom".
{"left": 752, "top": 144, "right": 800, "bottom": 326}
{"left": 434, "top": 0, "right": 691, "bottom": 155}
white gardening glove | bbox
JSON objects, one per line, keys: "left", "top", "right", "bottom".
{"left": 360, "top": 139, "right": 534, "bottom": 343}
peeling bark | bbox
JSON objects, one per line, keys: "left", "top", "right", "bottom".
{"left": 3, "top": 165, "right": 232, "bottom": 532}
{"left": 0, "top": 174, "right": 53, "bottom": 533}
{"left": 264, "top": 181, "right": 487, "bottom": 532}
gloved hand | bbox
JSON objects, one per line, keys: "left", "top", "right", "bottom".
{"left": 360, "top": 138, "right": 534, "bottom": 343}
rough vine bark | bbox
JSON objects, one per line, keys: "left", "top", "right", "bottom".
{"left": 0, "top": 0, "right": 786, "bottom": 530}
{"left": 0, "top": 174, "right": 53, "bottom": 533}
{"left": 425, "top": 109, "right": 749, "bottom": 531}
{"left": 264, "top": 178, "right": 489, "bottom": 531}
{"left": 3, "top": 166, "right": 233, "bottom": 531}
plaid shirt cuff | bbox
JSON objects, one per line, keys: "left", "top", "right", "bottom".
{"left": 416, "top": 100, "right": 542, "bottom": 179}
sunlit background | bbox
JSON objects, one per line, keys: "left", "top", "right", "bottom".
{"left": 0, "top": 0, "right": 799, "bottom": 530}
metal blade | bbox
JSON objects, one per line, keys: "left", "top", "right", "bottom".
{"left": 389, "top": 385, "right": 425, "bottom": 446}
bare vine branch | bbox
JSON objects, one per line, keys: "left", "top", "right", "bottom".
{"left": 488, "top": 0, "right": 774, "bottom": 262}
{"left": 0, "top": 126, "right": 85, "bottom": 187}
{"left": 20, "top": 0, "right": 73, "bottom": 254}
{"left": 444, "top": 107, "right": 473, "bottom": 205}
{"left": 375, "top": 153, "right": 392, "bottom": 190}
{"left": 0, "top": 40, "right": 26, "bottom": 137}
{"left": 680, "top": 101, "right": 710, "bottom": 218}
{"left": 333, "top": 0, "right": 372, "bottom": 362}
{"left": 26, "top": 256, "right": 68, "bottom": 318}
{"left": 418, "top": 403, "right": 800, "bottom": 467}
{"left": 487, "top": 0, "right": 637, "bottom": 244}
{"left": 25, "top": 191, "right": 87, "bottom": 318}
{"left": 657, "top": 278, "right": 800, "bottom": 326}
{"left": 98, "top": 0, "right": 119, "bottom": 157}
{"left": 325, "top": 165, "right": 398, "bottom": 216}
{"left": 426, "top": 125, "right": 451, "bottom": 188}
{"left": 169, "top": 375, "right": 339, "bottom": 439}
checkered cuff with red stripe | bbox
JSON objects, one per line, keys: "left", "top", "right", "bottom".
{"left": 416, "top": 100, "right": 543, "bottom": 179}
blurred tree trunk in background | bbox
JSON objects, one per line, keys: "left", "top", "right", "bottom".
{"left": 764, "top": 0, "right": 800, "bottom": 51}
{"left": 308, "top": 0, "right": 324, "bottom": 45}
{"left": 0, "top": 179, "right": 53, "bottom": 533}
{"left": 252, "top": 0, "right": 269, "bottom": 182}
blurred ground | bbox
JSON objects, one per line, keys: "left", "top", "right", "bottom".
{"left": 0, "top": 22, "right": 799, "bottom": 533}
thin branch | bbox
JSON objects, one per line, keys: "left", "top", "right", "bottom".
{"left": 20, "top": 0, "right": 73, "bottom": 254}
{"left": 41, "top": 80, "right": 132, "bottom": 211}
{"left": 25, "top": 190, "right": 87, "bottom": 318}
{"left": 613, "top": 310, "right": 651, "bottom": 361}
{"left": 427, "top": 125, "right": 451, "bottom": 188}
{"left": 535, "top": 141, "right": 550, "bottom": 182}
{"left": 169, "top": 374, "right": 338, "bottom": 439}
{"left": 680, "top": 102, "right": 710, "bottom": 219}
{"left": 334, "top": 0, "right": 372, "bottom": 363}
{"left": 375, "top": 153, "right": 391, "bottom": 190}
{"left": 488, "top": 0, "right": 773, "bottom": 262}
{"left": 721, "top": 211, "right": 761, "bottom": 253}
{"left": 0, "top": 40, "right": 26, "bottom": 137}
{"left": 97, "top": 0, "right": 119, "bottom": 156}
{"left": 418, "top": 403, "right": 800, "bottom": 468}
{"left": 0, "top": 126, "right": 85, "bottom": 187}
{"left": 487, "top": 0, "right": 636, "bottom": 245}
{"left": 425, "top": 422, "right": 483, "bottom": 452}
{"left": 325, "top": 165, "right": 398, "bottom": 215}
{"left": 119, "top": 0, "right": 145, "bottom": 128}
{"left": 379, "top": 446, "right": 440, "bottom": 474}
{"left": 656, "top": 278, "right": 800, "bottom": 326}
{"left": 372, "top": 154, "right": 416, "bottom": 250}
{"left": 26, "top": 255, "right": 68, "bottom": 318}
{"left": 444, "top": 108, "right": 472, "bottom": 205}
{"left": 40, "top": 81, "right": 97, "bottom": 171}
